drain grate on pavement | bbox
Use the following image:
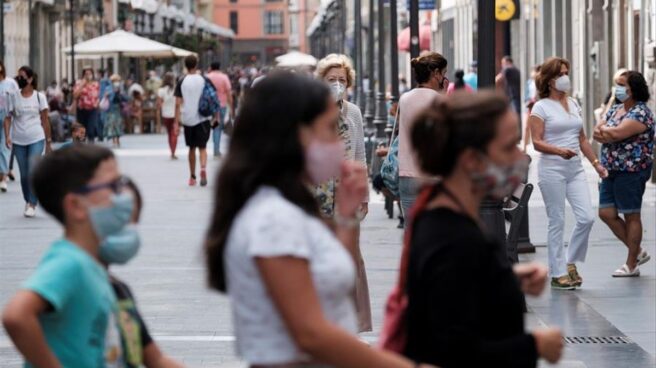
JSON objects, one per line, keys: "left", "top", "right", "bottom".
{"left": 564, "top": 336, "right": 632, "bottom": 344}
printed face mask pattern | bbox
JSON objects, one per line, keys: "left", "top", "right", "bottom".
{"left": 330, "top": 82, "right": 346, "bottom": 102}
{"left": 472, "top": 155, "right": 529, "bottom": 200}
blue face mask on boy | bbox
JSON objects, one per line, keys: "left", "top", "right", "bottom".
{"left": 99, "top": 225, "right": 141, "bottom": 264}
{"left": 88, "top": 192, "right": 134, "bottom": 240}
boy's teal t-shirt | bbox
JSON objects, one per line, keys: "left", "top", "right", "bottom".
{"left": 23, "top": 239, "right": 123, "bottom": 367}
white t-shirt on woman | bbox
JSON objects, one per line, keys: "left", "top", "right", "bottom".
{"left": 157, "top": 86, "right": 176, "bottom": 119}
{"left": 8, "top": 90, "right": 48, "bottom": 146}
{"left": 225, "top": 186, "right": 357, "bottom": 365}
{"left": 530, "top": 97, "right": 583, "bottom": 162}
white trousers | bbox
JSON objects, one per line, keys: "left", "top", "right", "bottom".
{"left": 538, "top": 158, "right": 595, "bottom": 278}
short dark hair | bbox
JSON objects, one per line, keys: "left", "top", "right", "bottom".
{"left": 622, "top": 70, "right": 650, "bottom": 102}
{"left": 210, "top": 61, "right": 221, "bottom": 71}
{"left": 31, "top": 145, "right": 115, "bottom": 224}
{"left": 71, "top": 122, "right": 85, "bottom": 133}
{"left": 0, "top": 61, "right": 6, "bottom": 78}
{"left": 185, "top": 55, "right": 198, "bottom": 70}
{"left": 126, "top": 179, "right": 143, "bottom": 222}
{"left": 411, "top": 91, "right": 510, "bottom": 177}
{"left": 502, "top": 55, "right": 513, "bottom": 64}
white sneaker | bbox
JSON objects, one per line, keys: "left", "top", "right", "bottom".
{"left": 0, "top": 180, "right": 7, "bottom": 192}
{"left": 24, "top": 205, "right": 36, "bottom": 218}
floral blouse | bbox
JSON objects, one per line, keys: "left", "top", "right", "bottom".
{"left": 314, "top": 108, "right": 352, "bottom": 217}
{"left": 601, "top": 102, "right": 654, "bottom": 172}
{"left": 74, "top": 80, "right": 100, "bottom": 110}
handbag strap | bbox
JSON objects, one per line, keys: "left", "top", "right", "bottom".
{"left": 397, "top": 183, "right": 442, "bottom": 292}
{"left": 388, "top": 106, "right": 400, "bottom": 147}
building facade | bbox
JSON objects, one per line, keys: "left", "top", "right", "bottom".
{"left": 213, "top": 0, "right": 289, "bottom": 64}
{"left": 434, "top": 0, "right": 656, "bottom": 134}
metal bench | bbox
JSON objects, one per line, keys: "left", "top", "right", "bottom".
{"left": 503, "top": 182, "right": 534, "bottom": 264}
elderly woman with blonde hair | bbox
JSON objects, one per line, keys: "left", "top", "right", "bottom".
{"left": 314, "top": 53, "right": 372, "bottom": 332}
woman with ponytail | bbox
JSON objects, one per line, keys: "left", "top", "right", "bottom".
{"left": 403, "top": 91, "right": 563, "bottom": 367}
{"left": 397, "top": 52, "right": 448, "bottom": 223}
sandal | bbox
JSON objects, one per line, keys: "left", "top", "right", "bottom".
{"left": 637, "top": 250, "right": 651, "bottom": 266}
{"left": 612, "top": 264, "right": 640, "bottom": 278}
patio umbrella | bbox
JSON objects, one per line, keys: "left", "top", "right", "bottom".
{"left": 275, "top": 51, "right": 318, "bottom": 67}
{"left": 64, "top": 29, "right": 195, "bottom": 58}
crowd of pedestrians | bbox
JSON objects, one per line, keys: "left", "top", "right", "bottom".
{"left": 0, "top": 45, "right": 653, "bottom": 368}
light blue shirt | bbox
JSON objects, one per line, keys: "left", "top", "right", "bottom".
{"left": 463, "top": 72, "right": 478, "bottom": 90}
{"left": 23, "top": 239, "right": 123, "bottom": 367}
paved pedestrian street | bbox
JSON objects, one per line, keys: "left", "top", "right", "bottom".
{"left": 1, "top": 135, "right": 654, "bottom": 367}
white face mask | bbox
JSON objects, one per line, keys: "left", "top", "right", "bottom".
{"left": 330, "top": 82, "right": 346, "bottom": 102}
{"left": 554, "top": 75, "right": 571, "bottom": 92}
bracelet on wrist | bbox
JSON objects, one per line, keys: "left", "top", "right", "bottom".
{"left": 592, "top": 158, "right": 600, "bottom": 166}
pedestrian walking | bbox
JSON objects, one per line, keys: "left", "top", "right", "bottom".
{"left": 593, "top": 70, "right": 654, "bottom": 277}
{"left": 98, "top": 69, "right": 111, "bottom": 142}
{"left": 496, "top": 56, "right": 522, "bottom": 119}
{"left": 0, "top": 61, "right": 19, "bottom": 193}
{"left": 2, "top": 145, "right": 130, "bottom": 367}
{"left": 157, "top": 72, "right": 179, "bottom": 159}
{"left": 398, "top": 52, "right": 447, "bottom": 221}
{"left": 398, "top": 91, "right": 563, "bottom": 367}
{"left": 446, "top": 69, "right": 473, "bottom": 95}
{"left": 463, "top": 61, "right": 478, "bottom": 90}
{"left": 528, "top": 57, "right": 608, "bottom": 289}
{"left": 174, "top": 55, "right": 217, "bottom": 186}
{"left": 2, "top": 66, "right": 52, "bottom": 218}
{"left": 204, "top": 72, "right": 434, "bottom": 368}
{"left": 523, "top": 65, "right": 540, "bottom": 152}
{"left": 73, "top": 67, "right": 100, "bottom": 142}
{"left": 315, "top": 53, "right": 372, "bottom": 332}
{"left": 104, "top": 74, "right": 129, "bottom": 148}
{"left": 206, "top": 61, "right": 234, "bottom": 158}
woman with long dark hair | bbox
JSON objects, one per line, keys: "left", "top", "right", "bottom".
{"left": 2, "top": 66, "right": 51, "bottom": 217}
{"left": 404, "top": 91, "right": 562, "bottom": 367}
{"left": 204, "top": 72, "right": 430, "bottom": 368}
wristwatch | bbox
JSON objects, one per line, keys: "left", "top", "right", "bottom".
{"left": 592, "top": 158, "right": 600, "bottom": 166}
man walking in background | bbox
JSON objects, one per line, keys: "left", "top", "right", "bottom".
{"left": 206, "top": 61, "right": 234, "bottom": 158}
{"left": 496, "top": 56, "right": 522, "bottom": 131}
{"left": 175, "top": 55, "right": 215, "bottom": 187}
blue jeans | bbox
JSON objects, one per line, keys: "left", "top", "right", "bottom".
{"left": 0, "top": 125, "right": 9, "bottom": 174}
{"left": 399, "top": 176, "right": 421, "bottom": 226}
{"left": 212, "top": 107, "right": 228, "bottom": 156}
{"left": 599, "top": 165, "right": 653, "bottom": 214}
{"left": 13, "top": 140, "right": 45, "bottom": 205}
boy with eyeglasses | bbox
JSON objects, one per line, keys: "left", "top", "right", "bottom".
{"left": 2, "top": 145, "right": 132, "bottom": 367}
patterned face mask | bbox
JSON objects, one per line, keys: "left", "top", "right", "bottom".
{"left": 471, "top": 155, "right": 529, "bottom": 199}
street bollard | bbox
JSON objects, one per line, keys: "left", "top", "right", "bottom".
{"left": 480, "top": 198, "right": 518, "bottom": 264}
{"left": 518, "top": 153, "right": 535, "bottom": 253}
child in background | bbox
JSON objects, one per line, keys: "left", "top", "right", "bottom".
{"left": 59, "top": 122, "right": 86, "bottom": 149}
{"left": 2, "top": 145, "right": 132, "bottom": 367}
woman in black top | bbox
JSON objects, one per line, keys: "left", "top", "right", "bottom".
{"left": 404, "top": 91, "right": 564, "bottom": 367}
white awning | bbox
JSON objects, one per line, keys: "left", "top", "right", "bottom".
{"left": 64, "top": 29, "right": 195, "bottom": 58}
